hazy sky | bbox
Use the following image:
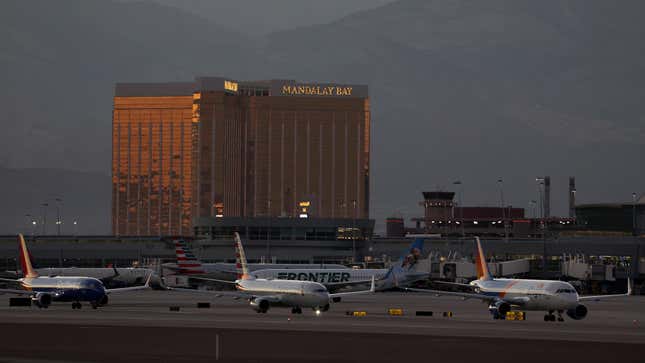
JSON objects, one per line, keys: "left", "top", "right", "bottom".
{"left": 1, "top": 0, "right": 644, "bottom": 234}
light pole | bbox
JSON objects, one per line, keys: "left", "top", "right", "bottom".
{"left": 498, "top": 178, "right": 507, "bottom": 241}
{"left": 41, "top": 202, "right": 49, "bottom": 235}
{"left": 453, "top": 181, "right": 464, "bottom": 237}
{"left": 266, "top": 199, "right": 271, "bottom": 262}
{"left": 352, "top": 199, "right": 357, "bottom": 263}
{"left": 536, "top": 178, "right": 545, "bottom": 220}
{"left": 55, "top": 198, "right": 62, "bottom": 236}
{"left": 633, "top": 193, "right": 637, "bottom": 236}
{"left": 25, "top": 214, "right": 37, "bottom": 240}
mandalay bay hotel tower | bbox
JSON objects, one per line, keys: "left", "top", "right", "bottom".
{"left": 112, "top": 77, "right": 372, "bottom": 243}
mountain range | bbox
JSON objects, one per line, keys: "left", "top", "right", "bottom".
{"left": 1, "top": 0, "right": 643, "bottom": 234}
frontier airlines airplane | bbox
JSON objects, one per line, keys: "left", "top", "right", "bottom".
{"left": 172, "top": 232, "right": 374, "bottom": 315}
{"left": 406, "top": 237, "right": 632, "bottom": 322}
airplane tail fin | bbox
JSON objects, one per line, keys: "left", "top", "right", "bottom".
{"left": 399, "top": 238, "right": 424, "bottom": 270}
{"left": 383, "top": 237, "right": 425, "bottom": 287}
{"left": 234, "top": 232, "right": 251, "bottom": 280}
{"left": 474, "top": 236, "right": 492, "bottom": 281}
{"left": 18, "top": 234, "right": 38, "bottom": 278}
{"left": 174, "top": 240, "right": 205, "bottom": 275}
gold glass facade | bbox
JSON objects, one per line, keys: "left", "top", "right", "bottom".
{"left": 112, "top": 78, "right": 370, "bottom": 236}
{"left": 112, "top": 92, "right": 194, "bottom": 236}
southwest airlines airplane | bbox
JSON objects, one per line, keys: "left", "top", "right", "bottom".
{"left": 173, "top": 232, "right": 374, "bottom": 315}
{"left": 0, "top": 234, "right": 151, "bottom": 309}
{"left": 174, "top": 238, "right": 428, "bottom": 292}
{"left": 406, "top": 237, "right": 632, "bottom": 322}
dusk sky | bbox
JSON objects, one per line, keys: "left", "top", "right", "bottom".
{"left": 1, "top": 0, "right": 644, "bottom": 234}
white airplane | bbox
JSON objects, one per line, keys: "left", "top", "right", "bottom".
{"left": 0, "top": 234, "right": 151, "bottom": 309}
{"left": 250, "top": 238, "right": 429, "bottom": 292}
{"left": 406, "top": 237, "right": 632, "bottom": 322}
{"left": 171, "top": 232, "right": 375, "bottom": 315}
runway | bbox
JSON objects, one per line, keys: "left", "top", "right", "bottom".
{"left": 1, "top": 291, "right": 644, "bottom": 362}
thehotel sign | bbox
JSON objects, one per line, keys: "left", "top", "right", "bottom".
{"left": 281, "top": 85, "right": 353, "bottom": 96}
{"left": 273, "top": 82, "right": 367, "bottom": 98}
{"left": 224, "top": 80, "right": 238, "bottom": 93}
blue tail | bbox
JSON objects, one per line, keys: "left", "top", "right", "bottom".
{"left": 383, "top": 238, "right": 425, "bottom": 286}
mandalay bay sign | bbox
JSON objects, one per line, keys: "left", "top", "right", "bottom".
{"left": 280, "top": 84, "right": 355, "bottom": 97}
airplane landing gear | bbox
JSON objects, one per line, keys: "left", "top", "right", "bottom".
{"left": 557, "top": 311, "right": 564, "bottom": 322}
{"left": 291, "top": 307, "right": 302, "bottom": 314}
{"left": 544, "top": 310, "right": 559, "bottom": 322}
{"left": 90, "top": 301, "right": 99, "bottom": 309}
{"left": 72, "top": 302, "right": 82, "bottom": 309}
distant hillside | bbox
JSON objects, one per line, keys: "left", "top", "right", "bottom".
{"left": 263, "top": 0, "right": 645, "bottom": 218}
{"left": 1, "top": 0, "right": 644, "bottom": 233}
{"left": 0, "top": 167, "right": 110, "bottom": 235}
{"left": 0, "top": 0, "right": 256, "bottom": 172}
{"left": 131, "top": 0, "right": 396, "bottom": 35}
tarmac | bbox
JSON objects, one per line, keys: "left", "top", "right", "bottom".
{"left": 0, "top": 291, "right": 644, "bottom": 362}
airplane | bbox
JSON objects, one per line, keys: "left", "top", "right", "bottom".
{"left": 170, "top": 232, "right": 375, "bottom": 315}
{"left": 170, "top": 238, "right": 428, "bottom": 292}
{"left": 249, "top": 238, "right": 429, "bottom": 292}
{"left": 405, "top": 236, "right": 632, "bottom": 322}
{"left": 0, "top": 234, "right": 151, "bottom": 309}
{"left": 165, "top": 241, "right": 348, "bottom": 279}
{"left": 0, "top": 266, "right": 163, "bottom": 289}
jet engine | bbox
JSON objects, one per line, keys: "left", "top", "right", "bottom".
{"left": 32, "top": 292, "right": 52, "bottom": 308}
{"left": 489, "top": 301, "right": 511, "bottom": 319}
{"left": 566, "top": 304, "right": 588, "bottom": 320}
{"left": 249, "top": 297, "right": 270, "bottom": 313}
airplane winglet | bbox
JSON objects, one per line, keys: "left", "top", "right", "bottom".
{"left": 627, "top": 277, "right": 633, "bottom": 296}
{"left": 144, "top": 272, "right": 153, "bottom": 288}
{"left": 370, "top": 275, "right": 376, "bottom": 293}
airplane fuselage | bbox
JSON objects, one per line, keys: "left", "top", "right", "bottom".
{"left": 20, "top": 276, "right": 107, "bottom": 304}
{"left": 236, "top": 279, "right": 330, "bottom": 309}
{"left": 474, "top": 278, "right": 579, "bottom": 310}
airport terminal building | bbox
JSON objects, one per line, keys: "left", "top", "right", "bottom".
{"left": 112, "top": 77, "right": 371, "bottom": 239}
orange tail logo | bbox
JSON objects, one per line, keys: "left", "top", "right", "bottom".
{"left": 474, "top": 237, "right": 492, "bottom": 281}
{"left": 18, "top": 234, "right": 38, "bottom": 278}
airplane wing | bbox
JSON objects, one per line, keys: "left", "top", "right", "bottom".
{"left": 431, "top": 280, "right": 475, "bottom": 289}
{"left": 579, "top": 279, "right": 632, "bottom": 301}
{"left": 329, "top": 276, "right": 375, "bottom": 298}
{"left": 105, "top": 273, "right": 152, "bottom": 294}
{"left": 404, "top": 287, "right": 497, "bottom": 302}
{"left": 180, "top": 276, "right": 237, "bottom": 285}
{"left": 0, "top": 288, "right": 31, "bottom": 296}
{"left": 0, "top": 277, "right": 21, "bottom": 283}
{"left": 167, "top": 286, "right": 255, "bottom": 300}
{"left": 324, "top": 277, "right": 379, "bottom": 293}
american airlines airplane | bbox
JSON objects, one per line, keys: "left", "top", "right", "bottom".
{"left": 172, "top": 232, "right": 374, "bottom": 315}
{"left": 166, "top": 240, "right": 347, "bottom": 279}
{"left": 406, "top": 237, "right": 632, "bottom": 322}
{"left": 0, "top": 234, "right": 151, "bottom": 309}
